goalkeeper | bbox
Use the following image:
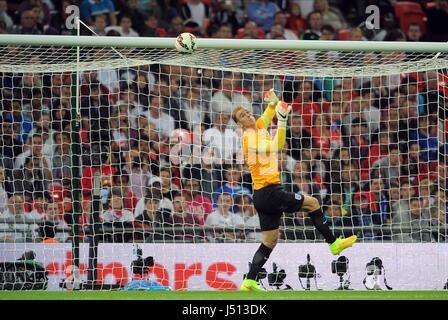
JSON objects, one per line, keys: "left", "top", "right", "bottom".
{"left": 232, "top": 90, "right": 357, "bottom": 292}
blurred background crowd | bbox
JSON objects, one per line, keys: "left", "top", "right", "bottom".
{"left": 0, "top": 0, "right": 447, "bottom": 244}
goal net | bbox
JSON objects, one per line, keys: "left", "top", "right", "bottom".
{"left": 0, "top": 35, "right": 447, "bottom": 291}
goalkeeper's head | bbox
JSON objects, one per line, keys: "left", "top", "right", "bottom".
{"left": 232, "top": 106, "right": 256, "bottom": 130}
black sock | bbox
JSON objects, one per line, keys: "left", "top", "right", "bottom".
{"left": 246, "top": 243, "right": 273, "bottom": 280}
{"left": 309, "top": 209, "right": 337, "bottom": 244}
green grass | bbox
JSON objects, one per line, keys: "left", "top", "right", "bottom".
{"left": 0, "top": 290, "right": 447, "bottom": 300}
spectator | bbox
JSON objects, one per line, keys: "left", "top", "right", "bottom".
{"left": 247, "top": 0, "right": 279, "bottom": 32}
{"left": 135, "top": 190, "right": 172, "bottom": 231}
{"left": 39, "top": 202, "right": 69, "bottom": 243}
{"left": 146, "top": 95, "right": 176, "bottom": 140}
{"left": 182, "top": 178, "right": 213, "bottom": 223}
{"left": 406, "top": 23, "right": 424, "bottom": 42}
{"left": 210, "top": 77, "right": 253, "bottom": 116}
{"left": 134, "top": 176, "right": 174, "bottom": 218}
{"left": 266, "top": 23, "right": 286, "bottom": 39}
{"left": 172, "top": 193, "right": 204, "bottom": 241}
{"left": 287, "top": 2, "right": 306, "bottom": 36}
{"left": 0, "top": 120, "right": 23, "bottom": 162}
{"left": 112, "top": 171, "right": 139, "bottom": 213}
{"left": 140, "top": 14, "right": 167, "bottom": 37}
{"left": 160, "top": 167, "right": 180, "bottom": 200}
{"left": 0, "top": 0, "right": 13, "bottom": 30}
{"left": 320, "top": 24, "right": 335, "bottom": 40}
{"left": 52, "top": 132, "right": 72, "bottom": 188}
{"left": 105, "top": 15, "right": 139, "bottom": 37}
{"left": 209, "top": 2, "right": 240, "bottom": 34}
{"left": 90, "top": 13, "right": 108, "bottom": 36}
{"left": 167, "top": 16, "right": 185, "bottom": 36}
{"left": 313, "top": 0, "right": 345, "bottom": 31}
{"left": 10, "top": 10, "right": 42, "bottom": 35}
{"left": 202, "top": 112, "right": 238, "bottom": 165}
{"left": 101, "top": 187, "right": 134, "bottom": 223}
{"left": 180, "top": 87, "right": 208, "bottom": 130}
{"left": 410, "top": 115, "right": 439, "bottom": 162}
{"left": 407, "top": 197, "right": 434, "bottom": 242}
{"left": 368, "top": 178, "right": 390, "bottom": 225}
{"left": 213, "top": 163, "right": 251, "bottom": 210}
{"left": 349, "top": 27, "right": 364, "bottom": 41}
{"left": 4, "top": 100, "right": 33, "bottom": 145}
{"left": 81, "top": 0, "right": 117, "bottom": 26}
{"left": 302, "top": 11, "right": 322, "bottom": 40}
{"left": 371, "top": 143, "right": 402, "bottom": 188}
{"left": 180, "top": 0, "right": 209, "bottom": 28}
{"left": 119, "top": 0, "right": 147, "bottom": 35}
{"left": 239, "top": 20, "right": 261, "bottom": 39}
{"left": 210, "top": 23, "right": 233, "bottom": 38}
{"left": 272, "top": 11, "right": 298, "bottom": 40}
{"left": 205, "top": 192, "right": 244, "bottom": 241}
{"left": 0, "top": 194, "right": 40, "bottom": 242}
{"left": 234, "top": 193, "right": 261, "bottom": 240}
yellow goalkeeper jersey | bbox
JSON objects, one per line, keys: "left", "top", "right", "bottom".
{"left": 243, "top": 119, "right": 281, "bottom": 191}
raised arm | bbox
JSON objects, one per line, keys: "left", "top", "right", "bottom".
{"left": 248, "top": 101, "right": 291, "bottom": 153}
{"left": 256, "top": 89, "right": 279, "bottom": 129}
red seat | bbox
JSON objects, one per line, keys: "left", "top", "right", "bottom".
{"left": 394, "top": 1, "right": 427, "bottom": 36}
{"left": 338, "top": 29, "right": 350, "bottom": 40}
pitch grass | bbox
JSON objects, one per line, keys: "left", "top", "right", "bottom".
{"left": 0, "top": 290, "right": 447, "bottom": 300}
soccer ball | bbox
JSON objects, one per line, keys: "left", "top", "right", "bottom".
{"left": 175, "top": 32, "right": 197, "bottom": 54}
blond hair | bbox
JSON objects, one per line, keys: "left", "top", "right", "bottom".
{"left": 232, "top": 106, "right": 247, "bottom": 124}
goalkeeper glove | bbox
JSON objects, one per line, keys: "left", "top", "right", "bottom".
{"left": 275, "top": 101, "right": 291, "bottom": 128}
{"left": 264, "top": 88, "right": 279, "bottom": 108}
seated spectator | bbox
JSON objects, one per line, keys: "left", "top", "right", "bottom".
{"left": 209, "top": 2, "right": 239, "bottom": 35}
{"left": 213, "top": 163, "right": 250, "bottom": 210}
{"left": 410, "top": 115, "right": 439, "bottom": 162}
{"left": 272, "top": 11, "right": 298, "bottom": 40}
{"left": 234, "top": 193, "right": 261, "bottom": 240}
{"left": 266, "top": 23, "right": 286, "bottom": 39}
{"left": 247, "top": 0, "right": 279, "bottom": 32}
{"left": 81, "top": 0, "right": 117, "bottom": 26}
{"left": 172, "top": 193, "right": 204, "bottom": 241}
{"left": 112, "top": 170, "right": 138, "bottom": 213}
{"left": 182, "top": 178, "right": 212, "bottom": 223}
{"left": 90, "top": 13, "right": 108, "bottom": 36}
{"left": 134, "top": 176, "right": 174, "bottom": 218}
{"left": 238, "top": 20, "right": 263, "bottom": 39}
{"left": 180, "top": 87, "right": 208, "bottom": 130}
{"left": 140, "top": 14, "right": 168, "bottom": 37}
{"left": 160, "top": 167, "right": 180, "bottom": 200}
{"left": 371, "top": 143, "right": 403, "bottom": 188}
{"left": 133, "top": 191, "right": 167, "bottom": 242}
{"left": 146, "top": 95, "right": 176, "bottom": 140}
{"left": 167, "top": 16, "right": 185, "bottom": 37}
{"left": 205, "top": 192, "right": 244, "bottom": 241}
{"left": 406, "top": 23, "right": 425, "bottom": 42}
{"left": 320, "top": 24, "right": 335, "bottom": 40}
{"left": 10, "top": 10, "right": 42, "bottom": 35}
{"left": 40, "top": 202, "right": 69, "bottom": 243}
{"left": 101, "top": 187, "right": 134, "bottom": 223}
{"left": 4, "top": 100, "right": 33, "bottom": 145}
{"left": 286, "top": 113, "right": 312, "bottom": 160}
{"left": 105, "top": 15, "right": 139, "bottom": 37}
{"left": 313, "top": 0, "right": 346, "bottom": 31}
{"left": 350, "top": 192, "right": 380, "bottom": 240}
{"left": 210, "top": 77, "right": 253, "bottom": 117}
{"left": 0, "top": 120, "right": 23, "bottom": 162}
{"left": 202, "top": 112, "right": 238, "bottom": 165}
{"left": 119, "top": 0, "right": 147, "bottom": 35}
{"left": 52, "top": 132, "right": 72, "bottom": 188}
{"left": 287, "top": 2, "right": 306, "bottom": 35}
{"left": 407, "top": 197, "right": 434, "bottom": 242}
{"left": 0, "top": 194, "right": 40, "bottom": 242}
{"left": 302, "top": 11, "right": 322, "bottom": 40}
{"left": 310, "top": 113, "right": 341, "bottom": 157}
{"left": 0, "top": 0, "right": 13, "bottom": 30}
{"left": 367, "top": 177, "right": 391, "bottom": 225}
{"left": 349, "top": 27, "right": 364, "bottom": 41}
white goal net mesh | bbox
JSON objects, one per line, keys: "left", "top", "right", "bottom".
{"left": 0, "top": 38, "right": 447, "bottom": 290}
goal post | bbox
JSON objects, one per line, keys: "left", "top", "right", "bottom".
{"left": 0, "top": 35, "right": 447, "bottom": 291}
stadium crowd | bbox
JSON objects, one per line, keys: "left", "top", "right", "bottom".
{"left": 0, "top": 0, "right": 447, "bottom": 243}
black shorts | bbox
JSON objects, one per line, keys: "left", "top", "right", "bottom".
{"left": 253, "top": 184, "right": 305, "bottom": 231}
